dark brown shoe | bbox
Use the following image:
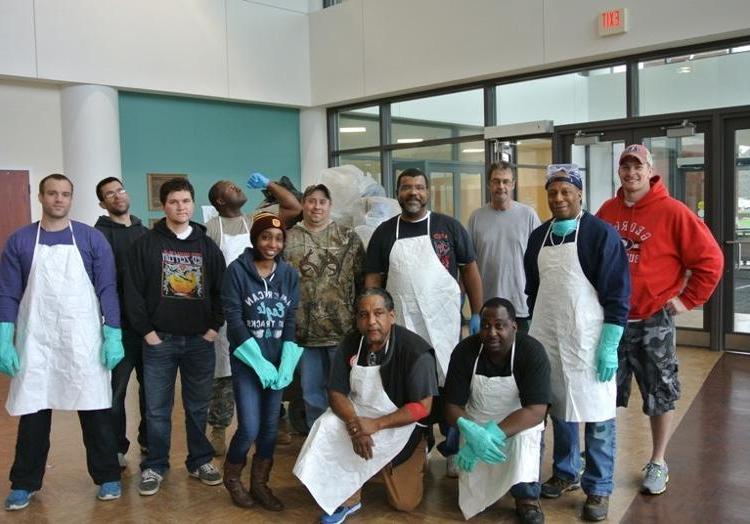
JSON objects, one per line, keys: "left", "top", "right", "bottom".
{"left": 223, "top": 461, "right": 254, "bottom": 508}
{"left": 516, "top": 502, "right": 545, "bottom": 524}
{"left": 250, "top": 456, "right": 284, "bottom": 511}
{"left": 582, "top": 494, "right": 609, "bottom": 521}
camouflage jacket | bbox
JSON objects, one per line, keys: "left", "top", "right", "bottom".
{"left": 284, "top": 221, "right": 365, "bottom": 347}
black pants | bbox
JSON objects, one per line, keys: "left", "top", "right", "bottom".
{"left": 10, "top": 409, "right": 121, "bottom": 491}
{"left": 111, "top": 328, "right": 147, "bottom": 453}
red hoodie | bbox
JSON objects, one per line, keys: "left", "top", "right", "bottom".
{"left": 596, "top": 176, "right": 723, "bottom": 320}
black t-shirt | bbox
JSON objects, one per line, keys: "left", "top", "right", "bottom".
{"left": 443, "top": 332, "right": 551, "bottom": 408}
{"left": 329, "top": 325, "right": 439, "bottom": 406}
{"left": 364, "top": 212, "right": 476, "bottom": 281}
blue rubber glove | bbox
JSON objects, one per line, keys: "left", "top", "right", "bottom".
{"left": 102, "top": 325, "right": 125, "bottom": 370}
{"left": 234, "top": 337, "right": 278, "bottom": 388}
{"left": 0, "top": 322, "right": 20, "bottom": 377}
{"left": 457, "top": 416, "right": 506, "bottom": 464}
{"left": 456, "top": 444, "right": 479, "bottom": 472}
{"left": 271, "top": 341, "right": 304, "bottom": 390}
{"left": 469, "top": 314, "right": 481, "bottom": 336}
{"left": 247, "top": 172, "right": 270, "bottom": 189}
{"left": 551, "top": 218, "right": 577, "bottom": 237}
{"left": 596, "top": 322, "right": 624, "bottom": 382}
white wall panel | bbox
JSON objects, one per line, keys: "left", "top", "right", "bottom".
{"left": 0, "top": 0, "right": 36, "bottom": 76}
{"left": 544, "top": 0, "right": 750, "bottom": 65}
{"left": 227, "top": 0, "right": 310, "bottom": 106}
{"left": 309, "top": 0, "right": 365, "bottom": 106}
{"left": 361, "top": 0, "right": 544, "bottom": 99}
{"left": 34, "top": 0, "right": 229, "bottom": 98}
{"left": 0, "top": 80, "right": 64, "bottom": 222}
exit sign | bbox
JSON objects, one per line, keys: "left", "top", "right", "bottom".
{"left": 599, "top": 8, "right": 628, "bottom": 36}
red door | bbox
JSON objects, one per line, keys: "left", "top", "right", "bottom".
{"left": 0, "top": 170, "right": 31, "bottom": 252}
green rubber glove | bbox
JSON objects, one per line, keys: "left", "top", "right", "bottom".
{"left": 551, "top": 218, "right": 577, "bottom": 237}
{"left": 0, "top": 322, "right": 20, "bottom": 377}
{"left": 271, "top": 341, "right": 303, "bottom": 390}
{"left": 483, "top": 420, "right": 508, "bottom": 453}
{"left": 234, "top": 338, "right": 278, "bottom": 388}
{"left": 456, "top": 444, "right": 479, "bottom": 472}
{"left": 457, "top": 417, "right": 506, "bottom": 464}
{"left": 596, "top": 322, "right": 624, "bottom": 382}
{"left": 102, "top": 325, "right": 125, "bottom": 370}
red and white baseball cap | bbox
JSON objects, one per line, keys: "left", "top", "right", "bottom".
{"left": 619, "top": 144, "right": 653, "bottom": 165}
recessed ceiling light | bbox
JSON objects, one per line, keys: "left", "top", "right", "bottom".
{"left": 396, "top": 138, "right": 424, "bottom": 144}
{"left": 340, "top": 127, "right": 366, "bottom": 133}
{"left": 677, "top": 65, "right": 692, "bottom": 74}
{"left": 462, "top": 148, "right": 484, "bottom": 153}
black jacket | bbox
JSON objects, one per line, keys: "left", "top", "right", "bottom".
{"left": 125, "top": 218, "right": 225, "bottom": 336}
{"left": 95, "top": 215, "right": 149, "bottom": 328}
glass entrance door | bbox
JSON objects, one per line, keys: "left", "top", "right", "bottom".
{"left": 559, "top": 123, "right": 715, "bottom": 347}
{"left": 724, "top": 118, "right": 750, "bottom": 352}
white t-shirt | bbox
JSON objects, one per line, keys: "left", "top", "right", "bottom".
{"left": 467, "top": 202, "right": 540, "bottom": 317}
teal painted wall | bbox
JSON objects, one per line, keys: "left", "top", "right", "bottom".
{"left": 119, "top": 92, "right": 300, "bottom": 226}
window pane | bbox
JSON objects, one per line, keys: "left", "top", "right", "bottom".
{"left": 497, "top": 66, "right": 626, "bottom": 125}
{"left": 338, "top": 152, "right": 381, "bottom": 185}
{"left": 514, "top": 138, "right": 553, "bottom": 221}
{"left": 393, "top": 141, "right": 485, "bottom": 225}
{"left": 638, "top": 47, "right": 750, "bottom": 115}
{"left": 391, "top": 90, "right": 484, "bottom": 144}
{"left": 338, "top": 106, "right": 379, "bottom": 150}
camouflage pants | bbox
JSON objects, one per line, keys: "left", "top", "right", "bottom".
{"left": 208, "top": 376, "right": 235, "bottom": 428}
{"left": 616, "top": 308, "right": 681, "bottom": 416}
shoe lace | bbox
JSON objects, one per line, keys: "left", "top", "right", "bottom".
{"left": 200, "top": 463, "right": 219, "bottom": 474}
{"left": 142, "top": 469, "right": 162, "bottom": 482}
{"left": 643, "top": 462, "right": 664, "bottom": 481}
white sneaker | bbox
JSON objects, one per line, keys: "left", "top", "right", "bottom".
{"left": 117, "top": 452, "right": 128, "bottom": 468}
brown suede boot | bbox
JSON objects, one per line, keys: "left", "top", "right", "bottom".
{"left": 250, "top": 456, "right": 284, "bottom": 511}
{"left": 223, "top": 461, "right": 254, "bottom": 508}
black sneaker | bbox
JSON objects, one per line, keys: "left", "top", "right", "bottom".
{"left": 516, "top": 502, "right": 545, "bottom": 524}
{"left": 540, "top": 475, "right": 580, "bottom": 498}
{"left": 582, "top": 494, "right": 609, "bottom": 522}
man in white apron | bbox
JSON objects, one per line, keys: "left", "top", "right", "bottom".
{"left": 95, "top": 176, "right": 150, "bottom": 467}
{"left": 524, "top": 165, "right": 630, "bottom": 522}
{"left": 284, "top": 184, "right": 366, "bottom": 431}
{"left": 294, "top": 288, "right": 438, "bottom": 523}
{"left": 0, "top": 174, "right": 124, "bottom": 511}
{"left": 363, "top": 167, "right": 483, "bottom": 476}
{"left": 205, "top": 175, "right": 302, "bottom": 454}
{"left": 444, "top": 298, "right": 549, "bottom": 523}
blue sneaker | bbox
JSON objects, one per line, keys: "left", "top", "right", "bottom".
{"left": 5, "top": 489, "right": 33, "bottom": 511}
{"left": 320, "top": 502, "right": 362, "bottom": 524}
{"left": 97, "top": 481, "right": 122, "bottom": 501}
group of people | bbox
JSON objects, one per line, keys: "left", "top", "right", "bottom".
{"left": 0, "top": 143, "right": 723, "bottom": 523}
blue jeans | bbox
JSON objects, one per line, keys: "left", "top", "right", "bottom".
{"left": 300, "top": 345, "right": 338, "bottom": 429}
{"left": 140, "top": 333, "right": 215, "bottom": 475}
{"left": 226, "top": 355, "right": 284, "bottom": 464}
{"left": 111, "top": 328, "right": 147, "bottom": 454}
{"left": 550, "top": 415, "right": 616, "bottom": 496}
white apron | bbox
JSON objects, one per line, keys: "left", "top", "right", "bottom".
{"left": 7, "top": 223, "right": 110, "bottom": 416}
{"left": 459, "top": 343, "right": 543, "bottom": 519}
{"left": 214, "top": 216, "right": 250, "bottom": 378}
{"left": 528, "top": 217, "right": 615, "bottom": 422}
{"left": 293, "top": 337, "right": 416, "bottom": 515}
{"left": 385, "top": 213, "right": 461, "bottom": 386}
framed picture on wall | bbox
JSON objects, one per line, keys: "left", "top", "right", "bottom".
{"left": 147, "top": 173, "right": 189, "bottom": 211}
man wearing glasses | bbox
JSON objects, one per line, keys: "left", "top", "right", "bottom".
{"left": 95, "top": 177, "right": 150, "bottom": 468}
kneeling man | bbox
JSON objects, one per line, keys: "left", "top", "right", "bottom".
{"left": 294, "top": 288, "right": 437, "bottom": 523}
{"left": 444, "top": 298, "right": 549, "bottom": 524}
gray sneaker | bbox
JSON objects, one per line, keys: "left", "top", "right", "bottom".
{"left": 189, "top": 462, "right": 223, "bottom": 485}
{"left": 642, "top": 462, "right": 669, "bottom": 494}
{"left": 138, "top": 469, "right": 163, "bottom": 496}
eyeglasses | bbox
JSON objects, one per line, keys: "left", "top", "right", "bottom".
{"left": 103, "top": 188, "right": 127, "bottom": 200}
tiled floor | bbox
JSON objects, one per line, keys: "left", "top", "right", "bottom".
{"left": 0, "top": 346, "right": 731, "bottom": 523}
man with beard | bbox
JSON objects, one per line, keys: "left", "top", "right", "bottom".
{"left": 95, "top": 177, "right": 150, "bottom": 467}
{"left": 364, "top": 167, "right": 483, "bottom": 475}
